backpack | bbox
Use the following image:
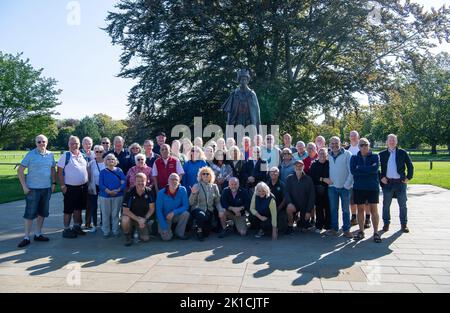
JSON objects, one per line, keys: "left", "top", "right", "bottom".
{"left": 63, "top": 151, "right": 89, "bottom": 176}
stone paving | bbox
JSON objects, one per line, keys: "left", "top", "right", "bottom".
{"left": 0, "top": 184, "right": 449, "bottom": 293}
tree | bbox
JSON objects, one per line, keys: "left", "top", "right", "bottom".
{"left": 105, "top": 0, "right": 449, "bottom": 137}
{"left": 74, "top": 117, "right": 101, "bottom": 145}
{"left": 93, "top": 113, "right": 128, "bottom": 142}
{"left": 0, "top": 52, "right": 61, "bottom": 147}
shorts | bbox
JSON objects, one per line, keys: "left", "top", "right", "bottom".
{"left": 63, "top": 184, "right": 88, "bottom": 214}
{"left": 224, "top": 210, "right": 247, "bottom": 234}
{"left": 24, "top": 188, "right": 52, "bottom": 220}
{"left": 353, "top": 189, "right": 379, "bottom": 205}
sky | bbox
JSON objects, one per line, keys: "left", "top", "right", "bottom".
{"left": 0, "top": 0, "right": 448, "bottom": 121}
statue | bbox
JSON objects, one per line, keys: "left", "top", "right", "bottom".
{"left": 221, "top": 69, "right": 261, "bottom": 134}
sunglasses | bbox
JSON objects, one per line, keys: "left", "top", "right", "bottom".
{"left": 202, "top": 173, "right": 210, "bottom": 176}
{"left": 102, "top": 142, "right": 109, "bottom": 145}
{"left": 95, "top": 151, "right": 103, "bottom": 154}
{"left": 137, "top": 158, "right": 145, "bottom": 161}
{"left": 37, "top": 141, "right": 46, "bottom": 144}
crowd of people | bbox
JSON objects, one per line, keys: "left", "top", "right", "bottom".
{"left": 16, "top": 130, "right": 414, "bottom": 248}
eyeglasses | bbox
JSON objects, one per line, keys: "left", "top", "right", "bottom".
{"left": 202, "top": 173, "right": 210, "bottom": 176}
{"left": 137, "top": 158, "right": 145, "bottom": 161}
{"left": 95, "top": 151, "right": 103, "bottom": 154}
{"left": 131, "top": 147, "right": 140, "bottom": 150}
{"left": 37, "top": 141, "right": 46, "bottom": 144}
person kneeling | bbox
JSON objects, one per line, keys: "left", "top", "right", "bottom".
{"left": 249, "top": 182, "right": 278, "bottom": 240}
{"left": 156, "top": 173, "right": 190, "bottom": 241}
{"left": 122, "top": 173, "right": 155, "bottom": 246}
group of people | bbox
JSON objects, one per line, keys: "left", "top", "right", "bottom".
{"left": 16, "top": 130, "right": 414, "bottom": 248}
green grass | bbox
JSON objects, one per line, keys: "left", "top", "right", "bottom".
{"left": 0, "top": 176, "right": 26, "bottom": 203}
{"left": 409, "top": 162, "right": 450, "bottom": 190}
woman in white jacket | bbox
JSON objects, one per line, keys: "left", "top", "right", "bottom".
{"left": 87, "top": 145, "right": 106, "bottom": 232}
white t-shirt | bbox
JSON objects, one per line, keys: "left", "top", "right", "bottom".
{"left": 57, "top": 152, "right": 89, "bottom": 186}
{"left": 348, "top": 144, "right": 360, "bottom": 156}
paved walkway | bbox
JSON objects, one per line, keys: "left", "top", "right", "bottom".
{"left": 0, "top": 185, "right": 449, "bottom": 293}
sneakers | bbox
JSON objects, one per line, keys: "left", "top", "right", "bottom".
{"left": 364, "top": 219, "right": 371, "bottom": 229}
{"left": 401, "top": 225, "right": 410, "bottom": 233}
{"left": 218, "top": 227, "right": 229, "bottom": 238}
{"left": 255, "top": 229, "right": 265, "bottom": 238}
{"left": 34, "top": 235, "right": 49, "bottom": 242}
{"left": 285, "top": 226, "right": 295, "bottom": 235}
{"left": 196, "top": 229, "right": 205, "bottom": 242}
{"left": 73, "top": 225, "right": 86, "bottom": 236}
{"left": 62, "top": 228, "right": 77, "bottom": 239}
{"left": 17, "top": 238, "right": 31, "bottom": 248}
{"left": 343, "top": 231, "right": 353, "bottom": 238}
{"left": 382, "top": 224, "right": 389, "bottom": 232}
{"left": 325, "top": 229, "right": 338, "bottom": 237}
{"left": 124, "top": 234, "right": 133, "bottom": 246}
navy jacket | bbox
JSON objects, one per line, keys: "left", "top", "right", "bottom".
{"left": 350, "top": 151, "right": 380, "bottom": 191}
{"left": 379, "top": 147, "right": 414, "bottom": 183}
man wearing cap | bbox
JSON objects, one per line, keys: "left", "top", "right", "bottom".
{"left": 153, "top": 132, "right": 167, "bottom": 156}
{"left": 222, "top": 69, "right": 261, "bottom": 134}
{"left": 279, "top": 148, "right": 296, "bottom": 184}
{"left": 285, "top": 159, "right": 315, "bottom": 234}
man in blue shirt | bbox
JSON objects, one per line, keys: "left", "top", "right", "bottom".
{"left": 17, "top": 134, "right": 56, "bottom": 248}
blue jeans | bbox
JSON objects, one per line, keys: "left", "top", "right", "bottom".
{"left": 382, "top": 182, "right": 408, "bottom": 226}
{"left": 328, "top": 187, "right": 351, "bottom": 232}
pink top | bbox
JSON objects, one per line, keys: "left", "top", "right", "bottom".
{"left": 126, "top": 165, "right": 153, "bottom": 189}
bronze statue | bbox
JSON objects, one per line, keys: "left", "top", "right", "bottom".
{"left": 222, "top": 69, "right": 261, "bottom": 133}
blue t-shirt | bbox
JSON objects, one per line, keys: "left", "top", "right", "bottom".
{"left": 20, "top": 148, "right": 55, "bottom": 189}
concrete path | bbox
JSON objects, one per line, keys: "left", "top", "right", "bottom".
{"left": 0, "top": 185, "right": 449, "bottom": 293}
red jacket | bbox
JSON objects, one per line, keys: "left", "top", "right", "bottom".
{"left": 154, "top": 157, "right": 178, "bottom": 188}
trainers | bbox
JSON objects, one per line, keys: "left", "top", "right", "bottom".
{"left": 343, "top": 231, "right": 353, "bottom": 238}
{"left": 401, "top": 225, "right": 410, "bottom": 233}
{"left": 350, "top": 218, "right": 358, "bottom": 226}
{"left": 255, "top": 229, "right": 265, "bottom": 238}
{"left": 18, "top": 238, "right": 31, "bottom": 248}
{"left": 218, "top": 227, "right": 229, "bottom": 238}
{"left": 196, "top": 230, "right": 204, "bottom": 242}
{"left": 325, "top": 229, "right": 338, "bottom": 237}
{"left": 124, "top": 234, "right": 133, "bottom": 246}
{"left": 285, "top": 226, "right": 295, "bottom": 235}
{"left": 34, "top": 235, "right": 49, "bottom": 242}
{"left": 73, "top": 225, "right": 86, "bottom": 236}
{"left": 89, "top": 227, "right": 97, "bottom": 233}
{"left": 364, "top": 219, "right": 371, "bottom": 229}
{"left": 382, "top": 224, "right": 389, "bottom": 232}
{"left": 62, "top": 228, "right": 77, "bottom": 239}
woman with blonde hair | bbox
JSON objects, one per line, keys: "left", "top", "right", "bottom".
{"left": 189, "top": 166, "right": 223, "bottom": 241}
{"left": 249, "top": 182, "right": 278, "bottom": 240}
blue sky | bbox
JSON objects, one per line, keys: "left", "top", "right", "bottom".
{"left": 0, "top": 0, "right": 448, "bottom": 121}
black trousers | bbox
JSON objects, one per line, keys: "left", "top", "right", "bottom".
{"left": 191, "top": 208, "right": 213, "bottom": 234}
{"left": 249, "top": 214, "right": 272, "bottom": 232}
{"left": 315, "top": 188, "right": 330, "bottom": 230}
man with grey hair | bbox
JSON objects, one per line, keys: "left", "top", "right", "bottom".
{"left": 152, "top": 144, "right": 184, "bottom": 193}
{"left": 219, "top": 177, "right": 249, "bottom": 238}
{"left": 17, "top": 134, "right": 56, "bottom": 248}
{"left": 346, "top": 130, "right": 371, "bottom": 228}
{"left": 57, "top": 135, "right": 89, "bottom": 238}
{"left": 379, "top": 134, "right": 414, "bottom": 233}
{"left": 325, "top": 136, "right": 354, "bottom": 238}
{"left": 143, "top": 139, "right": 159, "bottom": 168}
{"left": 104, "top": 136, "right": 131, "bottom": 174}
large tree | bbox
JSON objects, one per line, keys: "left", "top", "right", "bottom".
{"left": 0, "top": 52, "right": 61, "bottom": 147}
{"left": 105, "top": 0, "right": 449, "bottom": 137}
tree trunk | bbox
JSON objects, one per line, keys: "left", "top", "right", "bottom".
{"left": 431, "top": 143, "right": 437, "bottom": 155}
